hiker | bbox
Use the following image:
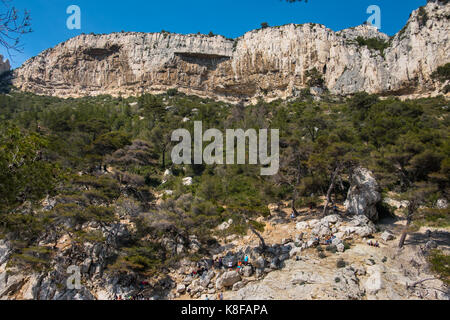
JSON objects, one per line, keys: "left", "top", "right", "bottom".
{"left": 219, "top": 292, "right": 223, "bottom": 300}
{"left": 218, "top": 257, "right": 223, "bottom": 269}
{"left": 237, "top": 261, "right": 242, "bottom": 269}
{"left": 309, "top": 203, "right": 314, "bottom": 215}
{"left": 213, "top": 257, "right": 219, "bottom": 269}
{"left": 333, "top": 203, "right": 338, "bottom": 214}
{"left": 244, "top": 255, "right": 249, "bottom": 266}
{"left": 291, "top": 212, "right": 296, "bottom": 219}
{"left": 228, "top": 261, "right": 233, "bottom": 269}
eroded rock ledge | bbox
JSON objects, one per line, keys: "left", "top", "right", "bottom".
{"left": 12, "top": 1, "right": 450, "bottom": 102}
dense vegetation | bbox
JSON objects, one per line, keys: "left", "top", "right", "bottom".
{"left": 0, "top": 89, "right": 448, "bottom": 276}
{"left": 354, "top": 37, "right": 390, "bottom": 57}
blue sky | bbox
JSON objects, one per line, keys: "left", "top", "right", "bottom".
{"left": 1, "top": 0, "right": 427, "bottom": 68}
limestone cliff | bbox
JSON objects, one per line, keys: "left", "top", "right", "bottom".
{"left": 12, "top": 1, "right": 450, "bottom": 102}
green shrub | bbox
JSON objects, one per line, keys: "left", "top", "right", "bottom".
{"left": 166, "top": 88, "right": 178, "bottom": 96}
{"left": 304, "top": 67, "right": 325, "bottom": 88}
{"left": 326, "top": 245, "right": 337, "bottom": 253}
{"left": 431, "top": 63, "right": 450, "bottom": 82}
{"left": 343, "top": 241, "right": 351, "bottom": 251}
{"left": 318, "top": 252, "right": 327, "bottom": 259}
{"left": 355, "top": 37, "right": 389, "bottom": 57}
{"left": 418, "top": 7, "right": 429, "bottom": 27}
{"left": 88, "top": 131, "right": 131, "bottom": 156}
{"left": 336, "top": 259, "right": 346, "bottom": 268}
{"left": 427, "top": 249, "right": 450, "bottom": 285}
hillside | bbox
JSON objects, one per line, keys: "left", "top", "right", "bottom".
{"left": 0, "top": 90, "right": 448, "bottom": 300}
{"left": 0, "top": 0, "right": 449, "bottom": 301}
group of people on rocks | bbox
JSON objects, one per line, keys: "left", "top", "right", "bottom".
{"left": 190, "top": 265, "right": 209, "bottom": 278}
{"left": 212, "top": 255, "right": 251, "bottom": 273}
{"left": 114, "top": 293, "right": 149, "bottom": 300}
{"left": 236, "top": 255, "right": 249, "bottom": 270}
{"left": 322, "top": 235, "right": 337, "bottom": 246}
{"left": 367, "top": 240, "right": 380, "bottom": 247}
{"left": 204, "top": 292, "right": 224, "bottom": 300}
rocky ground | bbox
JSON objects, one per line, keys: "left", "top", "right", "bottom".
{"left": 1, "top": 200, "right": 448, "bottom": 300}
{"left": 168, "top": 206, "right": 449, "bottom": 301}
{"left": 1, "top": 165, "right": 448, "bottom": 300}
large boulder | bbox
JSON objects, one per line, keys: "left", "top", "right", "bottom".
{"left": 253, "top": 257, "right": 266, "bottom": 269}
{"left": 381, "top": 231, "right": 395, "bottom": 242}
{"left": 242, "top": 266, "right": 253, "bottom": 277}
{"left": 321, "top": 214, "right": 341, "bottom": 224}
{"left": 344, "top": 167, "right": 381, "bottom": 221}
{"left": 215, "top": 271, "right": 241, "bottom": 290}
{"left": 232, "top": 281, "right": 245, "bottom": 291}
{"left": 176, "top": 284, "right": 186, "bottom": 294}
{"left": 364, "top": 267, "right": 384, "bottom": 295}
{"left": 295, "top": 221, "right": 309, "bottom": 230}
{"left": 0, "top": 240, "right": 12, "bottom": 265}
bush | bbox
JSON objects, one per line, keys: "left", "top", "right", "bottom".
{"left": 166, "top": 88, "right": 178, "bottom": 96}
{"left": 343, "top": 241, "right": 351, "bottom": 251}
{"left": 355, "top": 37, "right": 389, "bottom": 57}
{"left": 10, "top": 246, "right": 52, "bottom": 272}
{"left": 418, "top": 7, "right": 429, "bottom": 27}
{"left": 326, "top": 245, "right": 337, "bottom": 253}
{"left": 431, "top": 63, "right": 450, "bottom": 82}
{"left": 88, "top": 131, "right": 131, "bottom": 156}
{"left": 109, "top": 243, "right": 163, "bottom": 275}
{"left": 74, "top": 175, "right": 121, "bottom": 200}
{"left": 336, "top": 259, "right": 346, "bottom": 268}
{"left": 304, "top": 67, "right": 325, "bottom": 88}
{"left": 427, "top": 249, "right": 450, "bottom": 285}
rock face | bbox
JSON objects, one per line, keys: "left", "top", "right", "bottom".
{"left": 12, "top": 1, "right": 450, "bottom": 102}
{"left": 0, "top": 55, "right": 10, "bottom": 75}
{"left": 344, "top": 167, "right": 381, "bottom": 222}
{"left": 215, "top": 271, "right": 241, "bottom": 290}
{"left": 0, "top": 204, "right": 190, "bottom": 300}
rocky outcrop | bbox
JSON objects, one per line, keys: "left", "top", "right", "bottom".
{"left": 0, "top": 55, "right": 10, "bottom": 75}
{"left": 12, "top": 1, "right": 450, "bottom": 102}
{"left": 215, "top": 271, "right": 241, "bottom": 290}
{"left": 0, "top": 222, "right": 132, "bottom": 300}
{"left": 344, "top": 167, "right": 381, "bottom": 221}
